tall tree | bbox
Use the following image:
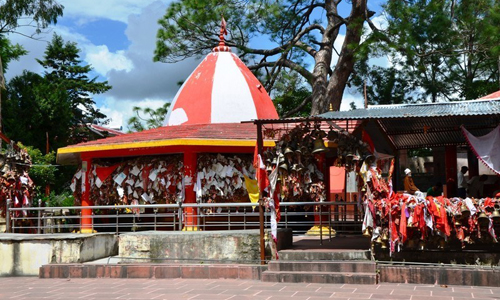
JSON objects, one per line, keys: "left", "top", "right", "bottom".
{"left": 4, "top": 34, "right": 111, "bottom": 150}
{"left": 356, "top": 0, "right": 500, "bottom": 103}
{"left": 154, "top": 0, "right": 378, "bottom": 116}
{"left": 0, "top": 0, "right": 63, "bottom": 36}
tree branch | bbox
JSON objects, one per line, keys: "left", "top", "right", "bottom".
{"left": 283, "top": 95, "right": 313, "bottom": 118}
{"left": 249, "top": 60, "right": 314, "bottom": 84}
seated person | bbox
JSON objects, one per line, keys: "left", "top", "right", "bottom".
{"left": 404, "top": 168, "right": 420, "bottom": 195}
{"left": 426, "top": 182, "right": 443, "bottom": 197}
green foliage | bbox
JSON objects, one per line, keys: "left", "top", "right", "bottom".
{"left": 127, "top": 102, "right": 171, "bottom": 132}
{"left": 355, "top": 0, "right": 500, "bottom": 103}
{"left": 0, "top": 36, "right": 27, "bottom": 73}
{"left": 20, "top": 143, "right": 56, "bottom": 188}
{"left": 0, "top": 0, "right": 63, "bottom": 35}
{"left": 4, "top": 34, "right": 111, "bottom": 151}
{"left": 272, "top": 71, "right": 311, "bottom": 117}
{"left": 43, "top": 191, "right": 74, "bottom": 207}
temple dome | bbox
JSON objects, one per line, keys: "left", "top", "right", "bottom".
{"left": 164, "top": 39, "right": 278, "bottom": 126}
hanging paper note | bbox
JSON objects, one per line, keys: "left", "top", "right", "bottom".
{"left": 141, "top": 193, "right": 152, "bottom": 203}
{"left": 114, "top": 172, "right": 126, "bottom": 185}
{"left": 149, "top": 170, "right": 158, "bottom": 181}
{"left": 117, "top": 187, "right": 124, "bottom": 198}
{"left": 70, "top": 180, "right": 76, "bottom": 192}
{"left": 95, "top": 177, "right": 103, "bottom": 188}
{"left": 75, "top": 170, "right": 82, "bottom": 179}
{"left": 130, "top": 166, "right": 140, "bottom": 176}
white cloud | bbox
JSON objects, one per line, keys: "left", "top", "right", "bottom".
{"left": 99, "top": 97, "right": 167, "bottom": 131}
{"left": 85, "top": 45, "right": 133, "bottom": 76}
{"left": 59, "top": 0, "right": 172, "bottom": 23}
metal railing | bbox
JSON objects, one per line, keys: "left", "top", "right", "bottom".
{"left": 4, "top": 200, "right": 363, "bottom": 239}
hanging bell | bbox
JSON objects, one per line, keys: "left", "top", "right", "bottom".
{"left": 1, "top": 164, "right": 10, "bottom": 174}
{"left": 271, "top": 157, "right": 277, "bottom": 166}
{"left": 279, "top": 161, "right": 288, "bottom": 172}
{"left": 381, "top": 230, "right": 389, "bottom": 242}
{"left": 266, "top": 164, "right": 273, "bottom": 172}
{"left": 284, "top": 147, "right": 294, "bottom": 155}
{"left": 312, "top": 139, "right": 328, "bottom": 154}
{"left": 375, "top": 236, "right": 383, "bottom": 244}
{"left": 454, "top": 219, "right": 462, "bottom": 226}
{"left": 327, "top": 127, "right": 338, "bottom": 141}
{"left": 362, "top": 227, "right": 372, "bottom": 237}
{"left": 492, "top": 209, "right": 500, "bottom": 223}
{"left": 380, "top": 241, "right": 388, "bottom": 249}
{"left": 478, "top": 212, "right": 489, "bottom": 227}
{"left": 295, "top": 163, "right": 304, "bottom": 172}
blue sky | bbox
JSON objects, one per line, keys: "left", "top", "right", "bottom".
{"left": 5, "top": 0, "right": 387, "bottom": 131}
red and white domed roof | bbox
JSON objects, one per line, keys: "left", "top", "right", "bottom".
{"left": 164, "top": 31, "right": 279, "bottom": 126}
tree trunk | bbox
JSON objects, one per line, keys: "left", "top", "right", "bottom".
{"left": 310, "top": 0, "right": 340, "bottom": 116}
{"left": 326, "top": 0, "right": 367, "bottom": 112}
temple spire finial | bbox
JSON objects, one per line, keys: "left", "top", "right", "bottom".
{"left": 213, "top": 15, "right": 231, "bottom": 52}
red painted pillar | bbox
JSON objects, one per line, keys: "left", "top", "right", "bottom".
{"left": 445, "top": 146, "right": 457, "bottom": 198}
{"left": 183, "top": 150, "right": 198, "bottom": 230}
{"left": 314, "top": 153, "right": 329, "bottom": 225}
{"left": 81, "top": 157, "right": 93, "bottom": 233}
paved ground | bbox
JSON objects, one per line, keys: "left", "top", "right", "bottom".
{"left": 0, "top": 277, "right": 499, "bottom": 300}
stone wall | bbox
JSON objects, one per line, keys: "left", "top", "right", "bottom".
{"left": 0, "top": 233, "right": 118, "bottom": 276}
{"left": 119, "top": 229, "right": 292, "bottom": 264}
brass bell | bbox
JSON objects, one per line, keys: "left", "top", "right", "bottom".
{"left": 375, "top": 236, "right": 383, "bottom": 244}
{"left": 417, "top": 240, "right": 426, "bottom": 251}
{"left": 1, "top": 164, "right": 10, "bottom": 174}
{"left": 380, "top": 241, "right": 388, "bottom": 249}
{"left": 279, "top": 162, "right": 288, "bottom": 172}
{"left": 478, "top": 212, "right": 489, "bottom": 227}
{"left": 271, "top": 157, "right": 277, "bottom": 166}
{"left": 492, "top": 209, "right": 500, "bottom": 219}
{"left": 312, "top": 138, "right": 328, "bottom": 154}
{"left": 362, "top": 227, "right": 372, "bottom": 237}
{"left": 454, "top": 219, "right": 462, "bottom": 226}
{"left": 266, "top": 164, "right": 273, "bottom": 172}
{"left": 381, "top": 230, "right": 389, "bottom": 242}
{"left": 284, "top": 147, "right": 294, "bottom": 155}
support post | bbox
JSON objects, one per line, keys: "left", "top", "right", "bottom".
{"left": 445, "top": 145, "right": 458, "bottom": 198}
{"left": 183, "top": 150, "right": 198, "bottom": 231}
{"left": 5, "top": 199, "right": 10, "bottom": 233}
{"left": 257, "top": 122, "right": 265, "bottom": 265}
{"left": 81, "top": 158, "right": 93, "bottom": 233}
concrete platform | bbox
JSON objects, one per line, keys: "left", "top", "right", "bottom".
{"left": 0, "top": 233, "right": 118, "bottom": 276}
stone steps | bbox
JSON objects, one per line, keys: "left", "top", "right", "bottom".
{"left": 261, "top": 270, "right": 377, "bottom": 284}
{"left": 262, "top": 249, "right": 376, "bottom": 284}
{"left": 278, "top": 249, "right": 371, "bottom": 261}
{"left": 268, "top": 260, "right": 376, "bottom": 273}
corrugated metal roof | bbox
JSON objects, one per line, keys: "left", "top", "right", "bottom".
{"left": 318, "top": 99, "right": 500, "bottom": 120}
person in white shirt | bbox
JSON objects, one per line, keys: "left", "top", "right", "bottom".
{"left": 457, "top": 166, "right": 468, "bottom": 198}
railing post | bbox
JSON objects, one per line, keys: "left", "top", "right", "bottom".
{"left": 328, "top": 204, "right": 332, "bottom": 241}
{"left": 228, "top": 208, "right": 231, "bottom": 230}
{"left": 116, "top": 210, "right": 119, "bottom": 234}
{"left": 154, "top": 207, "right": 158, "bottom": 231}
{"left": 178, "top": 202, "right": 182, "bottom": 231}
{"left": 243, "top": 207, "right": 246, "bottom": 230}
{"left": 5, "top": 199, "right": 10, "bottom": 233}
{"left": 285, "top": 206, "right": 288, "bottom": 228}
{"left": 319, "top": 204, "right": 323, "bottom": 246}
{"left": 91, "top": 211, "right": 94, "bottom": 233}
{"left": 173, "top": 207, "right": 176, "bottom": 231}
{"left": 37, "top": 199, "right": 42, "bottom": 234}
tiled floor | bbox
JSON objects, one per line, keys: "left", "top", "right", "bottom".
{"left": 0, "top": 277, "right": 499, "bottom": 300}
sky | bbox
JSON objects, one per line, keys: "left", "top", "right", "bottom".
{"left": 5, "top": 0, "right": 387, "bottom": 131}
